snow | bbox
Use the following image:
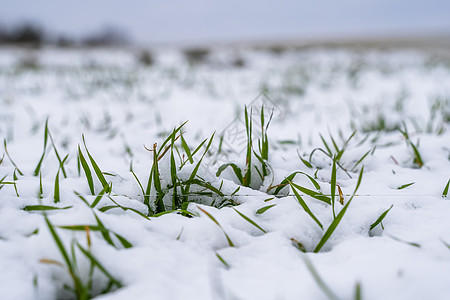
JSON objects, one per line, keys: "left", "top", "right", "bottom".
{"left": 0, "top": 45, "right": 449, "bottom": 300}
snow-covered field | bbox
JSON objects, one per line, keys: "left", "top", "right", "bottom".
{"left": 0, "top": 45, "right": 449, "bottom": 300}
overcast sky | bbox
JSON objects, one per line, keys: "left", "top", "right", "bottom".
{"left": 1, "top": 0, "right": 450, "bottom": 45}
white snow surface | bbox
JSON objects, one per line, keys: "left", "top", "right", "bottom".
{"left": 0, "top": 45, "right": 450, "bottom": 300}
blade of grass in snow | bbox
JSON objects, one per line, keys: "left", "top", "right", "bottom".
{"left": 78, "top": 145, "right": 95, "bottom": 195}
{"left": 298, "top": 150, "right": 313, "bottom": 168}
{"left": 216, "top": 253, "right": 230, "bottom": 269}
{"left": 289, "top": 182, "right": 331, "bottom": 205}
{"left": 314, "top": 166, "right": 364, "bottom": 253}
{"left": 130, "top": 162, "right": 146, "bottom": 199}
{"left": 77, "top": 243, "right": 122, "bottom": 288}
{"left": 58, "top": 225, "right": 132, "bottom": 249}
{"left": 289, "top": 182, "right": 323, "bottom": 230}
{"left": 269, "top": 171, "right": 322, "bottom": 195}
{"left": 38, "top": 172, "right": 44, "bottom": 200}
{"left": 90, "top": 186, "right": 108, "bottom": 208}
{"left": 354, "top": 282, "right": 362, "bottom": 300}
{"left": 256, "top": 204, "right": 276, "bottom": 214}
{"left": 370, "top": 205, "right": 393, "bottom": 231}
{"left": 397, "top": 182, "right": 415, "bottom": 190}
{"left": 331, "top": 156, "right": 337, "bottom": 218}
{"left": 198, "top": 206, "right": 234, "bottom": 247}
{"left": 3, "top": 139, "right": 23, "bottom": 175}
{"left": 48, "top": 130, "right": 67, "bottom": 178}
{"left": 82, "top": 135, "right": 110, "bottom": 193}
{"left": 232, "top": 208, "right": 266, "bottom": 233}
{"left": 34, "top": 118, "right": 49, "bottom": 176}
{"left": 443, "top": 179, "right": 449, "bottom": 198}
{"left": 387, "top": 234, "right": 421, "bottom": 248}
{"left": 53, "top": 154, "right": 69, "bottom": 203}
{"left": 216, "top": 163, "right": 244, "bottom": 185}
{"left": 302, "top": 255, "right": 341, "bottom": 300}
{"left": 23, "top": 205, "right": 72, "bottom": 211}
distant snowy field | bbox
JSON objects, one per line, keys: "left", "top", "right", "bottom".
{"left": 0, "top": 45, "right": 449, "bottom": 300}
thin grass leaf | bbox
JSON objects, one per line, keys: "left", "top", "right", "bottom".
{"left": 319, "top": 134, "right": 333, "bottom": 156}
{"left": 409, "top": 141, "right": 424, "bottom": 168}
{"left": 298, "top": 150, "right": 313, "bottom": 168}
{"left": 3, "top": 139, "right": 23, "bottom": 175}
{"left": 302, "top": 255, "right": 341, "bottom": 300}
{"left": 256, "top": 204, "right": 276, "bottom": 214}
{"left": 269, "top": 171, "right": 322, "bottom": 195}
{"left": 78, "top": 145, "right": 95, "bottom": 195}
{"left": 397, "top": 182, "right": 415, "bottom": 190}
{"left": 48, "top": 132, "right": 67, "bottom": 178}
{"left": 354, "top": 282, "right": 362, "bottom": 300}
{"left": 91, "top": 186, "right": 107, "bottom": 208}
{"left": 232, "top": 208, "right": 266, "bottom": 233}
{"left": 314, "top": 166, "right": 364, "bottom": 252}
{"left": 351, "top": 149, "right": 371, "bottom": 172}
{"left": 77, "top": 243, "right": 122, "bottom": 288}
{"left": 290, "top": 182, "right": 331, "bottom": 205}
{"left": 38, "top": 172, "right": 44, "bottom": 200}
{"left": 198, "top": 206, "right": 234, "bottom": 247}
{"left": 54, "top": 170, "right": 61, "bottom": 203}
{"left": 231, "top": 186, "right": 240, "bottom": 196}
{"left": 216, "top": 163, "right": 243, "bottom": 184}
{"left": 34, "top": 120, "right": 49, "bottom": 176}
{"left": 331, "top": 156, "right": 337, "bottom": 218}
{"left": 290, "top": 182, "right": 323, "bottom": 229}
{"left": 82, "top": 135, "right": 110, "bottom": 193}
{"left": 53, "top": 154, "right": 69, "bottom": 204}
{"left": 370, "top": 205, "right": 393, "bottom": 231}
{"left": 180, "top": 133, "right": 194, "bottom": 164}
{"left": 43, "top": 212, "right": 74, "bottom": 274}
{"left": 216, "top": 253, "right": 230, "bottom": 269}
{"left": 388, "top": 234, "right": 421, "bottom": 248}
{"left": 23, "top": 205, "right": 72, "bottom": 211}
{"left": 442, "top": 179, "right": 449, "bottom": 198}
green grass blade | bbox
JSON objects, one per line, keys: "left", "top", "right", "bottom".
{"left": 442, "top": 179, "right": 449, "bottom": 198}
{"left": 370, "top": 205, "right": 393, "bottom": 231}
{"left": 3, "top": 139, "right": 24, "bottom": 175}
{"left": 256, "top": 204, "right": 276, "bottom": 214}
{"left": 91, "top": 186, "right": 107, "bottom": 208}
{"left": 77, "top": 243, "right": 122, "bottom": 288}
{"left": 23, "top": 205, "right": 72, "bottom": 211}
{"left": 397, "top": 182, "right": 415, "bottom": 190}
{"left": 331, "top": 156, "right": 337, "bottom": 218}
{"left": 290, "top": 182, "right": 331, "bottom": 205}
{"left": 319, "top": 134, "right": 333, "bottom": 156}
{"left": 216, "top": 163, "right": 244, "bottom": 184}
{"left": 82, "top": 136, "right": 110, "bottom": 193}
{"left": 180, "top": 133, "right": 194, "bottom": 164}
{"left": 78, "top": 145, "right": 95, "bottom": 195}
{"left": 290, "top": 182, "right": 323, "bottom": 230}
{"left": 232, "top": 208, "right": 266, "bottom": 233}
{"left": 354, "top": 282, "right": 362, "bottom": 300}
{"left": 43, "top": 213, "right": 74, "bottom": 272}
{"left": 198, "top": 206, "right": 234, "bottom": 247}
{"left": 314, "top": 197, "right": 352, "bottom": 253}
{"left": 216, "top": 253, "right": 230, "bottom": 269}
{"left": 302, "top": 255, "right": 341, "bottom": 300}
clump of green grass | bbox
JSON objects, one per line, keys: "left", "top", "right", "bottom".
{"left": 139, "top": 123, "right": 227, "bottom": 216}
{"left": 41, "top": 211, "right": 122, "bottom": 300}
{"left": 216, "top": 106, "right": 273, "bottom": 190}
